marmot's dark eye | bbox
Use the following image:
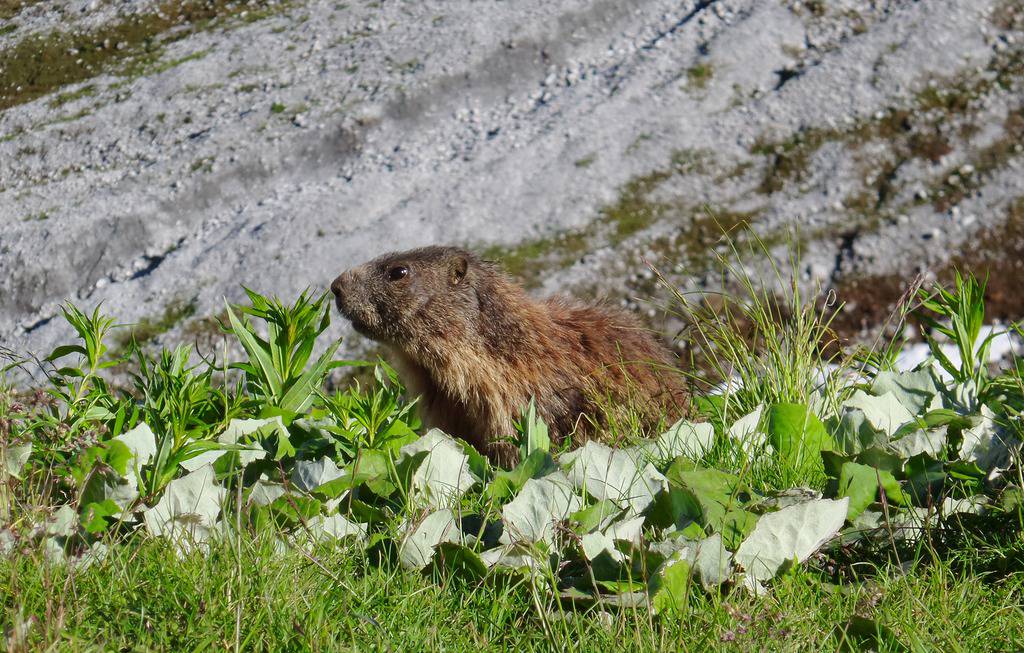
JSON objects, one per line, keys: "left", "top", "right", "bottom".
{"left": 387, "top": 266, "right": 409, "bottom": 281}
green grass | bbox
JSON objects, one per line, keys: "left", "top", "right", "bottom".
{"left": 3, "top": 530, "right": 1022, "bottom": 650}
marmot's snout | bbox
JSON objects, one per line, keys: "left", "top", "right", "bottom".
{"left": 330, "top": 268, "right": 377, "bottom": 336}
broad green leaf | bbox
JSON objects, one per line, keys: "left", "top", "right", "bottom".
{"left": 767, "top": 403, "right": 836, "bottom": 470}
{"left": 265, "top": 494, "right": 322, "bottom": 528}
{"left": 563, "top": 441, "right": 666, "bottom": 515}
{"left": 666, "top": 464, "right": 755, "bottom": 534}
{"left": 248, "top": 478, "right": 286, "bottom": 506}
{"left": 500, "top": 474, "right": 582, "bottom": 545}
{"left": 843, "top": 391, "right": 915, "bottom": 437}
{"left": 836, "top": 462, "right": 907, "bottom": 520}
{"left": 291, "top": 457, "right": 344, "bottom": 493}
{"left": 430, "top": 542, "right": 488, "bottom": 581}
{"left": 572, "top": 499, "right": 625, "bottom": 534}
{"left": 480, "top": 544, "right": 543, "bottom": 572}
{"left": 581, "top": 530, "right": 626, "bottom": 564}
{"left": 143, "top": 465, "right": 226, "bottom": 545}
{"left": 854, "top": 447, "right": 905, "bottom": 476}
{"left": 306, "top": 513, "right": 367, "bottom": 542}
{"left": 315, "top": 450, "right": 391, "bottom": 499}
{"left": 399, "top": 509, "right": 460, "bottom": 570}
{"left": 46, "top": 505, "right": 78, "bottom": 538}
{"left": 399, "top": 429, "right": 479, "bottom": 508}
{"left": 81, "top": 467, "right": 138, "bottom": 514}
{"left": 690, "top": 533, "right": 733, "bottom": 589}
{"left": 886, "top": 428, "right": 946, "bottom": 459}
{"left": 870, "top": 367, "right": 942, "bottom": 415}
{"left": 647, "top": 486, "right": 703, "bottom": 533}
{"left": 81, "top": 499, "right": 121, "bottom": 534}
{"left": 720, "top": 509, "right": 759, "bottom": 550}
{"left": 728, "top": 405, "right": 771, "bottom": 459}
{"left": 734, "top": 498, "right": 849, "bottom": 581}
{"left": 649, "top": 557, "right": 692, "bottom": 615}
{"left": 112, "top": 423, "right": 156, "bottom": 481}
{"left": 104, "top": 440, "right": 133, "bottom": 477}
{"left": 487, "top": 449, "right": 556, "bottom": 503}
{"left": 958, "top": 405, "right": 1015, "bottom": 471}
{"left": 905, "top": 454, "right": 945, "bottom": 506}
{"left": 630, "top": 420, "right": 715, "bottom": 465}
{"left": 0, "top": 443, "right": 32, "bottom": 479}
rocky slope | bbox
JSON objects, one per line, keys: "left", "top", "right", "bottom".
{"left": 1, "top": 0, "right": 1022, "bottom": 357}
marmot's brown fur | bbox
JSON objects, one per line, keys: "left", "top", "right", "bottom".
{"left": 330, "top": 246, "right": 689, "bottom": 464}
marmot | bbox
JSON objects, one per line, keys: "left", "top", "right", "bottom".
{"left": 330, "top": 245, "right": 689, "bottom": 465}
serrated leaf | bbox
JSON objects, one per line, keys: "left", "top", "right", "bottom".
{"left": 733, "top": 498, "right": 849, "bottom": 581}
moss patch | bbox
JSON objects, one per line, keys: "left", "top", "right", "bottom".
{"left": 0, "top": 0, "right": 288, "bottom": 112}
{"left": 685, "top": 63, "right": 713, "bottom": 90}
{"left": 114, "top": 297, "right": 198, "bottom": 350}
{"left": 48, "top": 84, "right": 97, "bottom": 109}
{"left": 0, "top": 0, "right": 43, "bottom": 20}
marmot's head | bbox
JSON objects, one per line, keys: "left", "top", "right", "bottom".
{"left": 331, "top": 246, "right": 489, "bottom": 350}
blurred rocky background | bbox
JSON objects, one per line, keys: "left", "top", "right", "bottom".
{"left": 1, "top": 0, "right": 1022, "bottom": 359}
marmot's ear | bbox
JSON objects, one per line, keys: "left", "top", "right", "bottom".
{"left": 449, "top": 255, "right": 468, "bottom": 286}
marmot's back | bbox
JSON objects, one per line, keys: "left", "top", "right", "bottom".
{"left": 331, "top": 245, "right": 689, "bottom": 464}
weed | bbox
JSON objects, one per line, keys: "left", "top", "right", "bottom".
{"left": 685, "top": 63, "right": 713, "bottom": 90}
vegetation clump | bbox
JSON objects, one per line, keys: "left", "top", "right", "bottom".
{"left": 1, "top": 257, "right": 1023, "bottom": 649}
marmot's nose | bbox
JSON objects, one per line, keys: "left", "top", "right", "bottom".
{"left": 330, "top": 274, "right": 346, "bottom": 298}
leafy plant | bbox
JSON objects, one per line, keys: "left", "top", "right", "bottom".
{"left": 131, "top": 344, "right": 237, "bottom": 495}
{"left": 22, "top": 304, "right": 134, "bottom": 471}
{"left": 319, "top": 362, "right": 419, "bottom": 458}
{"left": 917, "top": 271, "right": 1002, "bottom": 399}
{"left": 225, "top": 288, "right": 346, "bottom": 416}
